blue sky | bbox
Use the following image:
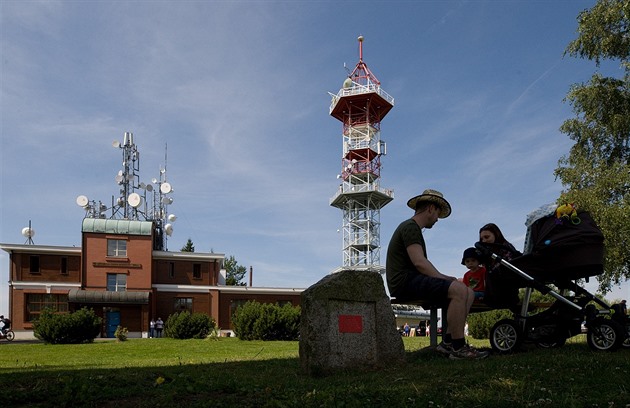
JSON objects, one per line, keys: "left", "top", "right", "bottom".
{"left": 1, "top": 0, "right": 628, "bottom": 315}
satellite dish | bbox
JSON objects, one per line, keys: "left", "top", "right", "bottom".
{"left": 164, "top": 223, "right": 173, "bottom": 236}
{"left": 162, "top": 197, "right": 173, "bottom": 205}
{"left": 151, "top": 178, "right": 158, "bottom": 184}
{"left": 160, "top": 182, "right": 172, "bottom": 194}
{"left": 343, "top": 77, "right": 353, "bottom": 89}
{"left": 112, "top": 140, "right": 121, "bottom": 148}
{"left": 76, "top": 195, "right": 89, "bottom": 207}
{"left": 139, "top": 182, "right": 146, "bottom": 189}
{"left": 21, "top": 227, "right": 35, "bottom": 238}
{"left": 146, "top": 184, "right": 153, "bottom": 192}
{"left": 167, "top": 214, "right": 177, "bottom": 222}
{"left": 128, "top": 193, "right": 142, "bottom": 208}
{"left": 115, "top": 174, "right": 124, "bottom": 184}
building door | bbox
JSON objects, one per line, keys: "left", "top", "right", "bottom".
{"left": 106, "top": 310, "right": 121, "bottom": 338}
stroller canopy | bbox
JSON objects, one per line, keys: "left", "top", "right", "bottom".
{"left": 514, "top": 210, "right": 605, "bottom": 281}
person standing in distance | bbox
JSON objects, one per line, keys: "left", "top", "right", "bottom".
{"left": 386, "top": 189, "right": 488, "bottom": 360}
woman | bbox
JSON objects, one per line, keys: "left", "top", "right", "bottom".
{"left": 478, "top": 223, "right": 522, "bottom": 309}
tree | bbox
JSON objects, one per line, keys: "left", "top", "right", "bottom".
{"left": 224, "top": 255, "right": 247, "bottom": 286}
{"left": 181, "top": 238, "right": 195, "bottom": 252}
{"left": 555, "top": 0, "right": 630, "bottom": 292}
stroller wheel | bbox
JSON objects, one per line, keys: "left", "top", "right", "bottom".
{"left": 490, "top": 319, "right": 521, "bottom": 353}
{"left": 587, "top": 318, "right": 624, "bottom": 351}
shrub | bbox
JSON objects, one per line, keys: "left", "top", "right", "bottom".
{"left": 114, "top": 326, "right": 128, "bottom": 341}
{"left": 164, "top": 311, "right": 216, "bottom": 339}
{"left": 232, "top": 301, "right": 300, "bottom": 341}
{"left": 467, "top": 309, "right": 513, "bottom": 339}
{"left": 33, "top": 307, "right": 102, "bottom": 344}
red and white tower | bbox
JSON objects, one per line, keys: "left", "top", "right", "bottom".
{"left": 329, "top": 36, "right": 394, "bottom": 272}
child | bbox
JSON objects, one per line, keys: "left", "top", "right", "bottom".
{"left": 461, "top": 247, "right": 486, "bottom": 299}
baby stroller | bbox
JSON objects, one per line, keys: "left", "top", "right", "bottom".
{"left": 476, "top": 209, "right": 628, "bottom": 353}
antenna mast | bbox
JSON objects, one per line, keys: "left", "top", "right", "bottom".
{"left": 76, "top": 132, "right": 177, "bottom": 251}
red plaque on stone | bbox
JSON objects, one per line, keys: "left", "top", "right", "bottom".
{"left": 338, "top": 314, "right": 363, "bottom": 333}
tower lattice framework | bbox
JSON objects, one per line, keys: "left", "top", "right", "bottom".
{"left": 329, "top": 36, "right": 394, "bottom": 272}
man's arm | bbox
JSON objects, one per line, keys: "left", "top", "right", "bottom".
{"left": 407, "top": 243, "right": 456, "bottom": 281}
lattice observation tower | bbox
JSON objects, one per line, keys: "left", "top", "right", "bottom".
{"left": 329, "top": 36, "right": 394, "bottom": 272}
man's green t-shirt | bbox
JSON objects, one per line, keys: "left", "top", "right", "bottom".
{"left": 386, "top": 218, "right": 427, "bottom": 296}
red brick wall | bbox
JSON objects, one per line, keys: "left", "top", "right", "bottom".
{"left": 217, "top": 293, "right": 301, "bottom": 330}
{"left": 153, "top": 259, "right": 220, "bottom": 286}
{"left": 154, "top": 291, "right": 215, "bottom": 323}
{"left": 10, "top": 289, "right": 70, "bottom": 330}
{"left": 82, "top": 233, "right": 153, "bottom": 290}
{"left": 13, "top": 253, "right": 80, "bottom": 283}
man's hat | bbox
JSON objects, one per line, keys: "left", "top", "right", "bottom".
{"left": 407, "top": 189, "right": 452, "bottom": 218}
{"left": 461, "top": 247, "right": 482, "bottom": 265}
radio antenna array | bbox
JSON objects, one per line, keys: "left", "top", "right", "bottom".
{"left": 76, "top": 132, "right": 176, "bottom": 250}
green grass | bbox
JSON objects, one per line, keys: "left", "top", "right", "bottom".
{"left": 0, "top": 336, "right": 628, "bottom": 407}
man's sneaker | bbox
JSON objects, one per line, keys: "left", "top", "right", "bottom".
{"left": 449, "top": 344, "right": 489, "bottom": 360}
{"left": 435, "top": 341, "right": 453, "bottom": 356}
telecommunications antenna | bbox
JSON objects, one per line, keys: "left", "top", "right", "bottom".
{"left": 128, "top": 192, "right": 142, "bottom": 208}
{"left": 76, "top": 195, "right": 89, "bottom": 207}
{"left": 160, "top": 182, "right": 172, "bottom": 194}
{"left": 21, "top": 220, "right": 35, "bottom": 244}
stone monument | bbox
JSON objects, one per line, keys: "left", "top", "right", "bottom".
{"left": 299, "top": 270, "right": 405, "bottom": 376}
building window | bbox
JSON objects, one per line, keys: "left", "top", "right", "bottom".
{"left": 193, "top": 264, "right": 201, "bottom": 279}
{"left": 107, "top": 239, "right": 127, "bottom": 257}
{"left": 60, "top": 257, "right": 68, "bottom": 275}
{"left": 29, "top": 256, "right": 40, "bottom": 274}
{"left": 174, "top": 297, "right": 193, "bottom": 312}
{"left": 229, "top": 299, "right": 248, "bottom": 321}
{"left": 168, "top": 262, "right": 175, "bottom": 278}
{"left": 107, "top": 273, "right": 127, "bottom": 292}
{"left": 25, "top": 293, "right": 69, "bottom": 322}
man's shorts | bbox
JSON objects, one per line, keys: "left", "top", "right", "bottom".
{"left": 393, "top": 272, "right": 452, "bottom": 305}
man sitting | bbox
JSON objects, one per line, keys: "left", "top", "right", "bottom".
{"left": 386, "top": 189, "right": 488, "bottom": 360}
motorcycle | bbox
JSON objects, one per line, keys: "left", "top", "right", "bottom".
{"left": 0, "top": 330, "right": 15, "bottom": 341}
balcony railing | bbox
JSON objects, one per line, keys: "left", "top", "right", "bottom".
{"left": 329, "top": 83, "right": 395, "bottom": 114}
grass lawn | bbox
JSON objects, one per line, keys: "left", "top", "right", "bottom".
{"left": 0, "top": 335, "right": 628, "bottom": 407}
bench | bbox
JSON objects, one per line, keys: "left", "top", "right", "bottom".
{"left": 390, "top": 298, "right": 445, "bottom": 346}
{"left": 392, "top": 295, "right": 555, "bottom": 347}
{"left": 391, "top": 298, "right": 495, "bottom": 346}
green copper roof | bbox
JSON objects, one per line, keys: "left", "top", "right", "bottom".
{"left": 82, "top": 218, "right": 153, "bottom": 236}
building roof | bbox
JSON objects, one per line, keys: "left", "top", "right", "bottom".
{"left": 82, "top": 218, "right": 153, "bottom": 235}
{"left": 152, "top": 250, "right": 224, "bottom": 262}
{"left": 0, "top": 243, "right": 81, "bottom": 255}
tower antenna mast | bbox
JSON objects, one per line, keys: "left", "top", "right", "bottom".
{"left": 76, "top": 133, "right": 177, "bottom": 251}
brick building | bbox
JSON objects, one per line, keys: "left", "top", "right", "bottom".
{"left": 1, "top": 218, "right": 302, "bottom": 338}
